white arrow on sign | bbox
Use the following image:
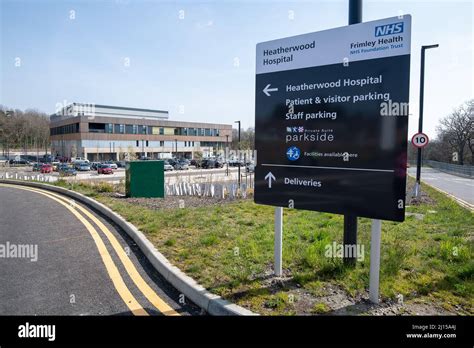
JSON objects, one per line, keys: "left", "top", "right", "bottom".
{"left": 264, "top": 171, "right": 276, "bottom": 188}
{"left": 263, "top": 84, "right": 278, "bottom": 96}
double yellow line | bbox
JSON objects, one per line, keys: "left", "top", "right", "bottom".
{"left": 0, "top": 183, "right": 179, "bottom": 316}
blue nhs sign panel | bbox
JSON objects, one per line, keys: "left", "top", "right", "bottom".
{"left": 375, "top": 22, "right": 404, "bottom": 37}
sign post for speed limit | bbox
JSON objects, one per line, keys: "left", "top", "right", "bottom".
{"left": 412, "top": 132, "right": 429, "bottom": 148}
{"left": 413, "top": 131, "right": 430, "bottom": 198}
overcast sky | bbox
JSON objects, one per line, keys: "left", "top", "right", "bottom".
{"left": 1, "top": 0, "right": 472, "bottom": 139}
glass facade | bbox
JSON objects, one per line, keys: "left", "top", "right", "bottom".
{"left": 52, "top": 122, "right": 226, "bottom": 138}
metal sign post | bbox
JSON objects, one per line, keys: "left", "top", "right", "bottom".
{"left": 369, "top": 219, "right": 382, "bottom": 303}
{"left": 274, "top": 207, "right": 283, "bottom": 276}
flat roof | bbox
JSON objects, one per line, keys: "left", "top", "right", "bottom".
{"left": 70, "top": 103, "right": 168, "bottom": 114}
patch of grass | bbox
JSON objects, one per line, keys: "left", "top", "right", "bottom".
{"left": 312, "top": 302, "right": 331, "bottom": 314}
{"left": 164, "top": 238, "right": 176, "bottom": 247}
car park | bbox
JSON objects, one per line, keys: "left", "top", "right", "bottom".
{"left": 98, "top": 164, "right": 113, "bottom": 174}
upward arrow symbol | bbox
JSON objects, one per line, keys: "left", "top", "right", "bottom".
{"left": 264, "top": 171, "right": 276, "bottom": 188}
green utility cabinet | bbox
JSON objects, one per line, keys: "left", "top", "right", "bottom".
{"left": 125, "top": 160, "right": 164, "bottom": 198}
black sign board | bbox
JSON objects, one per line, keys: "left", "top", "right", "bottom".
{"left": 254, "top": 16, "right": 412, "bottom": 221}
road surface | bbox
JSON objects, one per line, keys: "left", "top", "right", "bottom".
{"left": 407, "top": 167, "right": 474, "bottom": 207}
{"left": 0, "top": 183, "right": 200, "bottom": 315}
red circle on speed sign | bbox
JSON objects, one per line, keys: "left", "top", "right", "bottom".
{"left": 412, "top": 132, "right": 429, "bottom": 148}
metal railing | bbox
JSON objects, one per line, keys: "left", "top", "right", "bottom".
{"left": 424, "top": 160, "right": 474, "bottom": 177}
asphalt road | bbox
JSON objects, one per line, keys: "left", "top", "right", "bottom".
{"left": 0, "top": 184, "right": 201, "bottom": 316}
{"left": 407, "top": 167, "right": 474, "bottom": 206}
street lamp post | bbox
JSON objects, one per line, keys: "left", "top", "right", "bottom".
{"left": 226, "top": 134, "right": 229, "bottom": 176}
{"left": 175, "top": 139, "right": 178, "bottom": 159}
{"left": 415, "top": 44, "right": 439, "bottom": 197}
{"left": 234, "top": 121, "right": 241, "bottom": 187}
{"left": 343, "top": 0, "right": 362, "bottom": 266}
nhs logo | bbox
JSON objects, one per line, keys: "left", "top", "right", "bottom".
{"left": 375, "top": 22, "right": 404, "bottom": 37}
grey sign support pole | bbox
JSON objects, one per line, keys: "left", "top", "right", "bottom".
{"left": 369, "top": 219, "right": 382, "bottom": 303}
{"left": 274, "top": 207, "right": 283, "bottom": 276}
{"left": 343, "top": 0, "right": 362, "bottom": 266}
{"left": 415, "top": 44, "right": 439, "bottom": 197}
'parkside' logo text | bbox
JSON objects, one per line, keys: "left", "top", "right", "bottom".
{"left": 375, "top": 22, "right": 404, "bottom": 37}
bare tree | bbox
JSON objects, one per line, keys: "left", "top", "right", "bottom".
{"left": 436, "top": 100, "right": 473, "bottom": 165}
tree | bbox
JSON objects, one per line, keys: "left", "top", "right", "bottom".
{"left": 0, "top": 105, "right": 50, "bottom": 157}
{"left": 436, "top": 100, "right": 473, "bottom": 165}
{"left": 126, "top": 145, "right": 137, "bottom": 161}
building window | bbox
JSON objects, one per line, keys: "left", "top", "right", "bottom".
{"left": 160, "top": 141, "right": 164, "bottom": 147}
{"left": 200, "top": 128, "right": 205, "bottom": 136}
{"left": 159, "top": 128, "right": 164, "bottom": 135}
{"left": 146, "top": 140, "right": 149, "bottom": 147}
{"left": 142, "top": 125, "right": 147, "bottom": 134}
{"left": 136, "top": 140, "right": 139, "bottom": 147}
{"left": 205, "top": 128, "right": 211, "bottom": 136}
{"left": 125, "top": 125, "right": 133, "bottom": 134}
{"left": 89, "top": 123, "right": 106, "bottom": 133}
{"left": 119, "top": 124, "right": 125, "bottom": 134}
{"left": 107, "top": 124, "right": 113, "bottom": 133}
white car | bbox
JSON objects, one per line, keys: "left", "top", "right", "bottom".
{"left": 164, "top": 163, "right": 174, "bottom": 171}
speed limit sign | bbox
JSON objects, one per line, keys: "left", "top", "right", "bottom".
{"left": 412, "top": 132, "right": 429, "bottom": 148}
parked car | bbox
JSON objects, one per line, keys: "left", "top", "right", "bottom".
{"left": 40, "top": 164, "right": 53, "bottom": 173}
{"left": 201, "top": 159, "right": 223, "bottom": 169}
{"left": 246, "top": 163, "right": 255, "bottom": 173}
{"left": 164, "top": 161, "right": 174, "bottom": 171}
{"left": 90, "top": 162, "right": 101, "bottom": 170}
{"left": 51, "top": 161, "right": 60, "bottom": 171}
{"left": 174, "top": 161, "right": 189, "bottom": 170}
{"left": 190, "top": 159, "right": 201, "bottom": 168}
{"left": 32, "top": 163, "right": 42, "bottom": 171}
{"left": 115, "top": 161, "right": 126, "bottom": 168}
{"left": 103, "top": 161, "right": 118, "bottom": 170}
{"left": 75, "top": 162, "right": 91, "bottom": 171}
{"left": 71, "top": 157, "right": 90, "bottom": 164}
{"left": 9, "top": 159, "right": 29, "bottom": 165}
{"left": 167, "top": 159, "right": 178, "bottom": 167}
{"left": 97, "top": 164, "right": 113, "bottom": 174}
{"left": 58, "top": 164, "right": 77, "bottom": 176}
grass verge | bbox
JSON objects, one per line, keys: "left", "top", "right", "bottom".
{"left": 51, "top": 178, "right": 473, "bottom": 315}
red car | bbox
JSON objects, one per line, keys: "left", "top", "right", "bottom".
{"left": 40, "top": 164, "right": 52, "bottom": 173}
{"left": 98, "top": 164, "right": 113, "bottom": 174}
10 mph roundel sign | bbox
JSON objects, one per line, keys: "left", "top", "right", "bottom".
{"left": 411, "top": 132, "right": 429, "bottom": 148}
